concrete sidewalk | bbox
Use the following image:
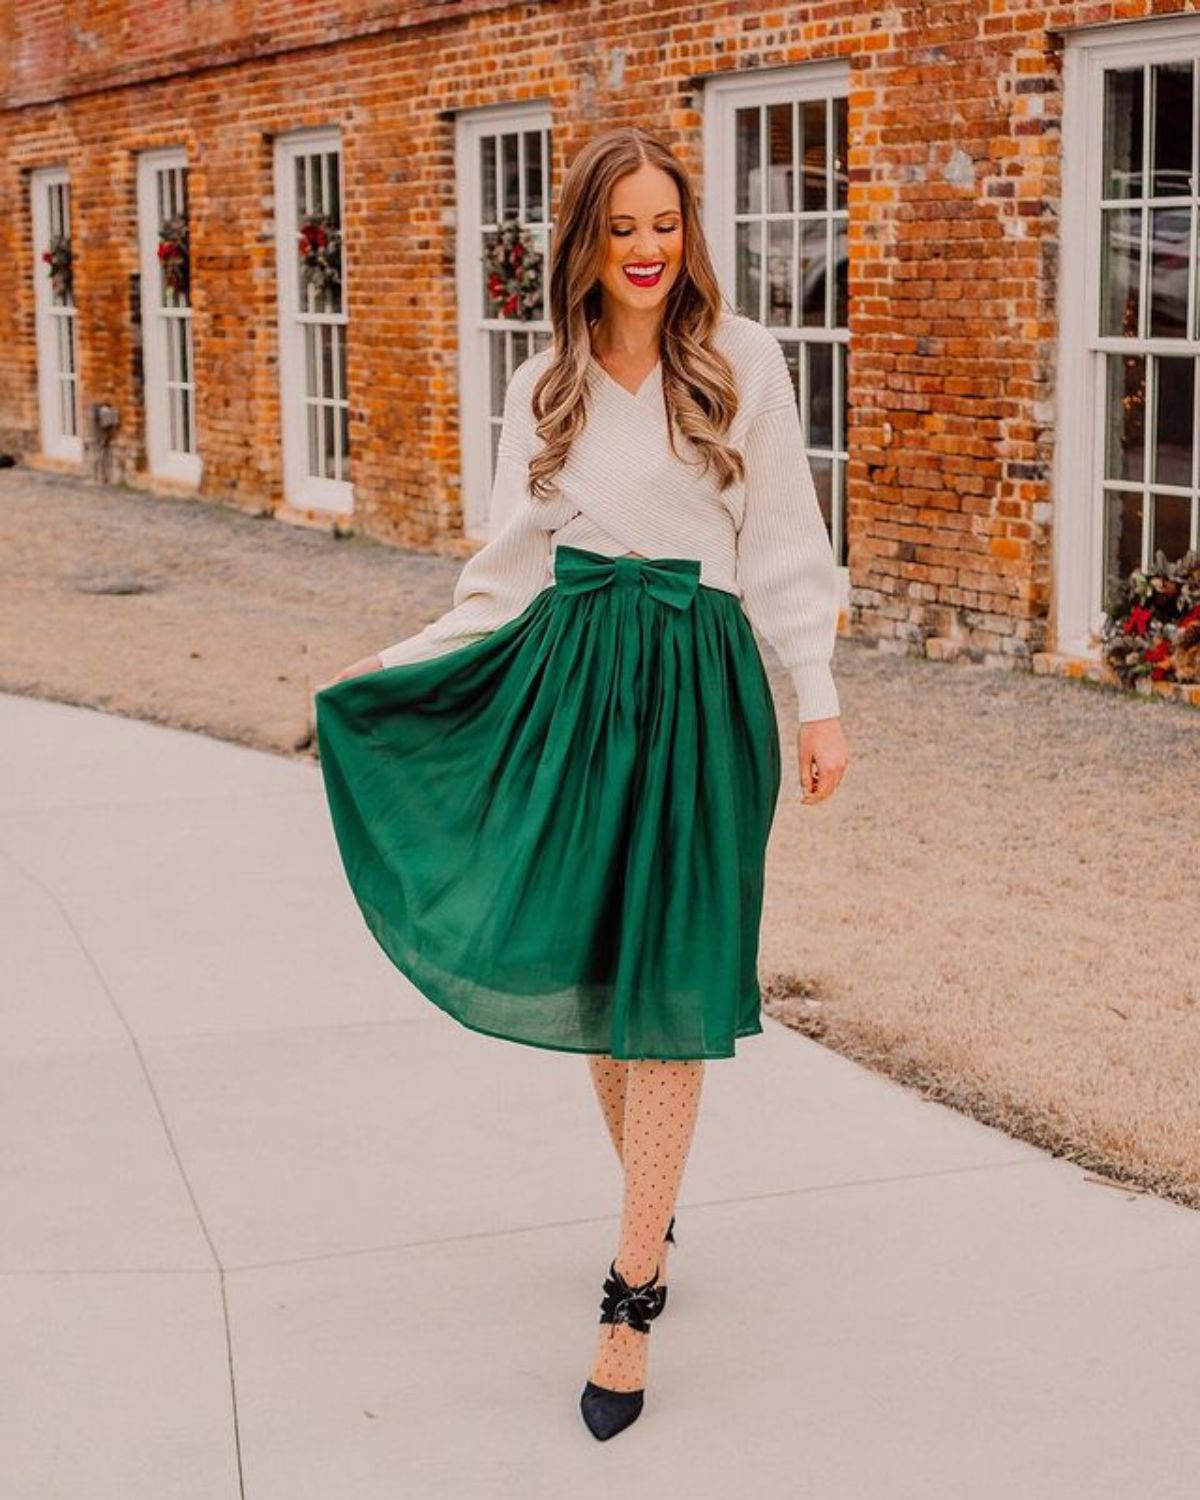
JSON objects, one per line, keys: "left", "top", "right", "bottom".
{"left": 1, "top": 691, "right": 1196, "bottom": 1500}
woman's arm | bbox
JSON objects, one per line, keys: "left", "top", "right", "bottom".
{"left": 735, "top": 362, "right": 842, "bottom": 726}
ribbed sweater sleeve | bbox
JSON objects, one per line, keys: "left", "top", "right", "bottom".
{"left": 376, "top": 363, "right": 550, "bottom": 668}
{"left": 736, "top": 339, "right": 842, "bottom": 725}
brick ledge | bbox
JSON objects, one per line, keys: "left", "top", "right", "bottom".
{"left": 1031, "top": 650, "right": 1200, "bottom": 708}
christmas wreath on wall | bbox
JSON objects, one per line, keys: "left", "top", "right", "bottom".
{"left": 157, "top": 213, "right": 190, "bottom": 299}
{"left": 41, "top": 232, "right": 73, "bottom": 302}
{"left": 1100, "top": 548, "right": 1200, "bottom": 688}
{"left": 483, "top": 218, "right": 544, "bottom": 320}
{"left": 298, "top": 211, "right": 343, "bottom": 299}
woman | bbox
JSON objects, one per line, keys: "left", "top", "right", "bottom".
{"left": 313, "top": 125, "right": 848, "bottom": 1441}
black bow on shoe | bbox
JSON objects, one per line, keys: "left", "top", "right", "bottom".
{"left": 598, "top": 1259, "right": 665, "bottom": 1333}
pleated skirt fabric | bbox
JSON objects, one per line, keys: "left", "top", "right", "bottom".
{"left": 313, "top": 543, "right": 783, "bottom": 1060}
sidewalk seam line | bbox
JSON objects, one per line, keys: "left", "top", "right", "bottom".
{"left": 0, "top": 840, "right": 248, "bottom": 1500}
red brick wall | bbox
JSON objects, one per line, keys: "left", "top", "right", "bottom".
{"left": 0, "top": 1, "right": 1190, "bottom": 656}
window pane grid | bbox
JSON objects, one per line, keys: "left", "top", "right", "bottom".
{"left": 486, "top": 324, "right": 553, "bottom": 471}
{"left": 56, "top": 307, "right": 77, "bottom": 437}
{"left": 731, "top": 94, "right": 849, "bottom": 564}
{"left": 44, "top": 178, "right": 78, "bottom": 440}
{"left": 479, "top": 125, "right": 552, "bottom": 322}
{"left": 1098, "top": 57, "right": 1200, "bottom": 583}
{"left": 143, "top": 161, "right": 197, "bottom": 459}
{"left": 293, "top": 144, "right": 349, "bottom": 483}
{"left": 476, "top": 121, "right": 553, "bottom": 506}
{"left": 156, "top": 165, "right": 190, "bottom": 312}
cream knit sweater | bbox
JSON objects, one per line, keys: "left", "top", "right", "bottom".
{"left": 378, "top": 310, "right": 841, "bottom": 723}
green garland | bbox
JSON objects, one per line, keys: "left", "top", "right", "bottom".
{"left": 483, "top": 219, "right": 544, "bottom": 320}
{"left": 41, "top": 232, "right": 73, "bottom": 302}
{"left": 298, "top": 212, "right": 343, "bottom": 299}
{"left": 157, "top": 214, "right": 190, "bottom": 299}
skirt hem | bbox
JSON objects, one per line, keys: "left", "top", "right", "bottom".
{"left": 423, "top": 1000, "right": 764, "bottom": 1061}
{"left": 360, "top": 895, "right": 764, "bottom": 1061}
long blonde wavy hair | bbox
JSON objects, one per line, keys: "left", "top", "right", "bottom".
{"left": 526, "top": 126, "right": 746, "bottom": 502}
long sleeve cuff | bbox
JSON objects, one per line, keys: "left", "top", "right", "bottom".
{"left": 736, "top": 389, "right": 842, "bottom": 729}
{"left": 789, "top": 659, "right": 841, "bottom": 724}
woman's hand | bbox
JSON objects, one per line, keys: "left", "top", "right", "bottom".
{"left": 314, "top": 653, "right": 383, "bottom": 696}
{"left": 797, "top": 716, "right": 848, "bottom": 804}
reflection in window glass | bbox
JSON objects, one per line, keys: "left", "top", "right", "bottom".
{"left": 767, "top": 220, "right": 793, "bottom": 326}
{"left": 801, "top": 99, "right": 827, "bottom": 214}
{"left": 1100, "top": 207, "right": 1141, "bottom": 338}
{"left": 502, "top": 133, "right": 520, "bottom": 221}
{"left": 1103, "top": 490, "right": 1144, "bottom": 589}
{"left": 1105, "top": 353, "right": 1145, "bottom": 484}
{"left": 833, "top": 95, "right": 848, "bottom": 212}
{"left": 481, "top": 137, "right": 497, "bottom": 224}
{"left": 524, "top": 129, "right": 545, "bottom": 221}
{"left": 1148, "top": 206, "right": 1190, "bottom": 339}
{"left": 1151, "top": 492, "right": 1192, "bottom": 562}
{"left": 800, "top": 219, "right": 827, "bottom": 327}
{"left": 735, "top": 108, "right": 760, "bottom": 215}
{"left": 1152, "top": 356, "right": 1193, "bottom": 487}
{"left": 736, "top": 219, "right": 761, "bottom": 324}
{"left": 767, "top": 102, "right": 793, "bottom": 213}
{"left": 808, "top": 341, "right": 833, "bottom": 451}
{"left": 833, "top": 218, "right": 848, "bottom": 328}
{"left": 1102, "top": 68, "right": 1144, "bottom": 201}
{"left": 1151, "top": 60, "right": 1192, "bottom": 200}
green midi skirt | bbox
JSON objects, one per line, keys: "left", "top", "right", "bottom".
{"left": 313, "top": 543, "right": 783, "bottom": 1060}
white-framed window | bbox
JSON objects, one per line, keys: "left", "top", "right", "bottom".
{"left": 273, "top": 127, "right": 352, "bottom": 513}
{"left": 456, "top": 103, "right": 554, "bottom": 540}
{"left": 30, "top": 165, "right": 82, "bottom": 462}
{"left": 703, "top": 64, "right": 851, "bottom": 571}
{"left": 137, "top": 148, "right": 200, "bottom": 485}
{"left": 1058, "top": 15, "right": 1200, "bottom": 657}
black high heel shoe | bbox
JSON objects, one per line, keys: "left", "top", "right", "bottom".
{"left": 579, "top": 1259, "right": 666, "bottom": 1441}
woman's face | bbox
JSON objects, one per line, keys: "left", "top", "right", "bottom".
{"left": 595, "top": 164, "right": 684, "bottom": 316}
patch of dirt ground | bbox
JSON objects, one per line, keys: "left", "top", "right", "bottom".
{"left": 3, "top": 467, "right": 1198, "bottom": 1209}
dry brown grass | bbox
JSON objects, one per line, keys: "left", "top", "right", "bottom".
{"left": 758, "top": 651, "right": 1200, "bottom": 1210}
{"left": 3, "top": 469, "right": 1197, "bottom": 1207}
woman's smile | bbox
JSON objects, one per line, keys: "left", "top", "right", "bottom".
{"left": 621, "top": 261, "right": 666, "bottom": 288}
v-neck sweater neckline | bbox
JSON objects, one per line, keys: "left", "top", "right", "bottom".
{"left": 587, "top": 350, "right": 662, "bottom": 403}
{"left": 585, "top": 318, "right": 662, "bottom": 401}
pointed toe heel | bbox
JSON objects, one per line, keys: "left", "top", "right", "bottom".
{"left": 580, "top": 1378, "right": 644, "bottom": 1440}
{"left": 578, "top": 1258, "right": 665, "bottom": 1441}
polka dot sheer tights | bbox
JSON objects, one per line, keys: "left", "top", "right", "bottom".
{"left": 584, "top": 1055, "right": 705, "bottom": 1394}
